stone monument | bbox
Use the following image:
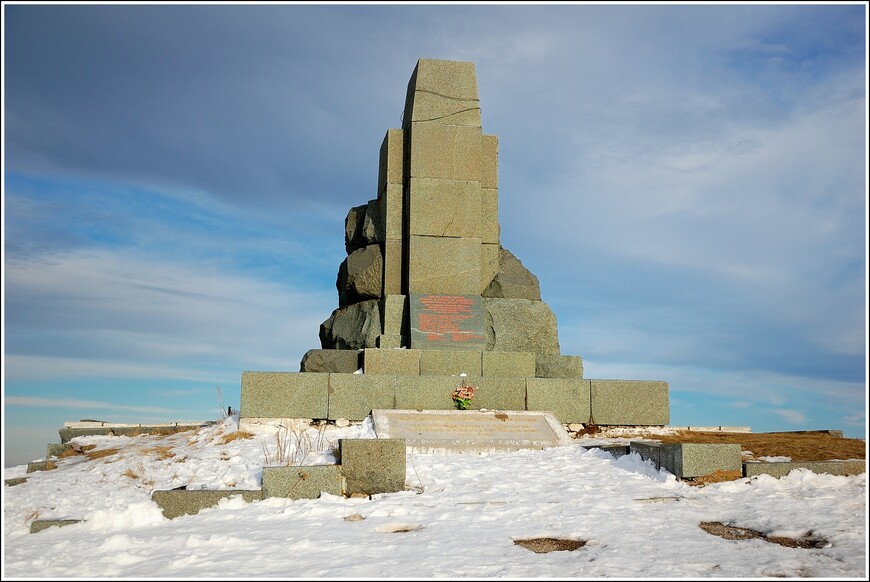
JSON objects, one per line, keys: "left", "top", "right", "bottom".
{"left": 240, "top": 58, "right": 669, "bottom": 428}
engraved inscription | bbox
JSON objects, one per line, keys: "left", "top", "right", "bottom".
{"left": 410, "top": 294, "right": 486, "bottom": 350}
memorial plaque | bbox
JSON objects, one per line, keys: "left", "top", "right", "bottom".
{"left": 372, "top": 409, "right": 573, "bottom": 453}
{"left": 409, "top": 294, "right": 487, "bottom": 350}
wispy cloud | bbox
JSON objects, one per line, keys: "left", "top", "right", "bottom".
{"left": 5, "top": 396, "right": 175, "bottom": 415}
{"left": 770, "top": 408, "right": 807, "bottom": 425}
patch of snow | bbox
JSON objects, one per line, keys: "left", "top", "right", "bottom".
{"left": 3, "top": 415, "right": 866, "bottom": 578}
{"left": 758, "top": 455, "right": 792, "bottom": 462}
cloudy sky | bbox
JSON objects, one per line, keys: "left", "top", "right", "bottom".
{"left": 3, "top": 3, "right": 867, "bottom": 466}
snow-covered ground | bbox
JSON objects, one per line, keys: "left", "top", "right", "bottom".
{"left": 3, "top": 416, "right": 867, "bottom": 578}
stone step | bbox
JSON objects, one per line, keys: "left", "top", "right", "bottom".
{"left": 240, "top": 372, "right": 669, "bottom": 426}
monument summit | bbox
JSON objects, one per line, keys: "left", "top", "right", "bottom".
{"left": 239, "top": 58, "right": 669, "bottom": 427}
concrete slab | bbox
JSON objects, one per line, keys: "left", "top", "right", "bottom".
{"left": 372, "top": 409, "right": 572, "bottom": 453}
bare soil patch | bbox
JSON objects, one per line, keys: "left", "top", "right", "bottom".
{"left": 595, "top": 429, "right": 865, "bottom": 462}
{"left": 514, "top": 538, "right": 587, "bottom": 553}
{"left": 654, "top": 431, "right": 865, "bottom": 462}
{"left": 699, "top": 521, "right": 827, "bottom": 549}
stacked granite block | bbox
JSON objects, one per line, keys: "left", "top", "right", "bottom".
{"left": 241, "top": 58, "right": 669, "bottom": 428}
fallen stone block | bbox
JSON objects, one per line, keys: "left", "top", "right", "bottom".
{"left": 339, "top": 439, "right": 406, "bottom": 496}
{"left": 261, "top": 465, "right": 344, "bottom": 499}
{"left": 5, "top": 477, "right": 28, "bottom": 487}
{"left": 630, "top": 441, "right": 742, "bottom": 479}
{"left": 30, "top": 519, "right": 81, "bottom": 533}
{"left": 587, "top": 444, "right": 631, "bottom": 459}
{"left": 659, "top": 443, "right": 742, "bottom": 479}
{"left": 629, "top": 441, "right": 662, "bottom": 469}
{"left": 151, "top": 490, "right": 262, "bottom": 519}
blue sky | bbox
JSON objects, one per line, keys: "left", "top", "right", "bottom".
{"left": 3, "top": 3, "right": 867, "bottom": 466}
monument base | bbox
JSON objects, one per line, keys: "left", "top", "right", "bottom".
{"left": 372, "top": 409, "right": 573, "bottom": 453}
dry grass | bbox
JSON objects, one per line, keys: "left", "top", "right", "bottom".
{"left": 650, "top": 431, "right": 865, "bottom": 462}
{"left": 689, "top": 469, "right": 744, "bottom": 485}
{"left": 122, "top": 467, "right": 139, "bottom": 480}
{"left": 58, "top": 447, "right": 81, "bottom": 459}
{"left": 85, "top": 447, "right": 120, "bottom": 461}
{"left": 220, "top": 430, "right": 255, "bottom": 444}
{"left": 142, "top": 445, "right": 176, "bottom": 460}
